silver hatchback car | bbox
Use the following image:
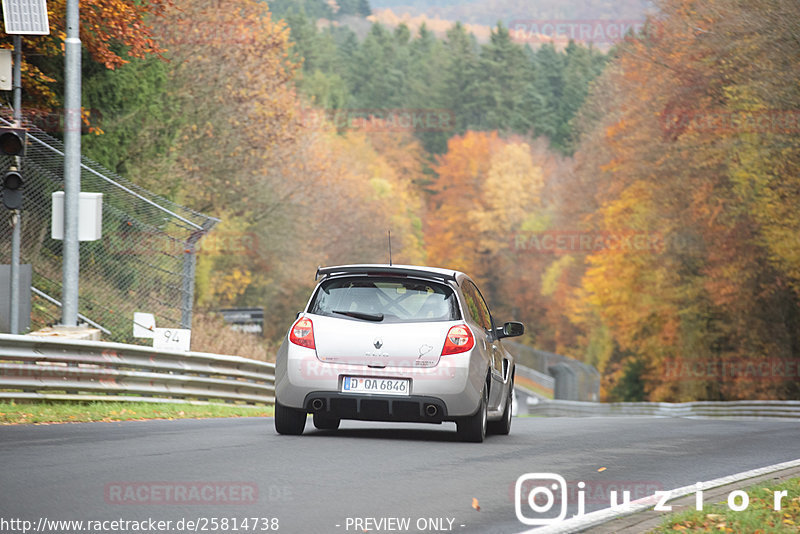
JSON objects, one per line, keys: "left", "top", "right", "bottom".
{"left": 274, "top": 264, "right": 524, "bottom": 442}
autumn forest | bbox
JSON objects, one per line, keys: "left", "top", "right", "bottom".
{"left": 6, "top": 0, "right": 799, "bottom": 401}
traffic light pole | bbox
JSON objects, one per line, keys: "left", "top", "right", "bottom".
{"left": 61, "top": 0, "right": 81, "bottom": 327}
{"left": 13, "top": 36, "right": 20, "bottom": 120}
{"left": 9, "top": 35, "right": 22, "bottom": 334}
{"left": 9, "top": 211, "right": 20, "bottom": 334}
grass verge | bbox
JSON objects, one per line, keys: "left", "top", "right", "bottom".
{"left": 0, "top": 401, "right": 273, "bottom": 424}
{"left": 650, "top": 477, "right": 799, "bottom": 533}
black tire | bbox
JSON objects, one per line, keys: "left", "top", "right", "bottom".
{"left": 457, "top": 386, "right": 488, "bottom": 443}
{"left": 274, "top": 401, "right": 307, "bottom": 435}
{"left": 313, "top": 413, "right": 340, "bottom": 430}
{"left": 488, "top": 380, "right": 513, "bottom": 436}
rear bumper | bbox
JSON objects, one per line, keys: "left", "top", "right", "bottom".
{"left": 304, "top": 392, "right": 448, "bottom": 423}
{"left": 275, "top": 342, "right": 486, "bottom": 417}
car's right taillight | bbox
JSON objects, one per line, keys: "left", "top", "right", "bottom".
{"left": 289, "top": 317, "right": 315, "bottom": 349}
{"left": 441, "top": 324, "right": 475, "bottom": 355}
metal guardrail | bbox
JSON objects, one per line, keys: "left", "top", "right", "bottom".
{"left": 514, "top": 364, "right": 555, "bottom": 399}
{"left": 525, "top": 398, "right": 800, "bottom": 419}
{"left": 506, "top": 342, "right": 600, "bottom": 401}
{"left": 515, "top": 364, "right": 555, "bottom": 390}
{"left": 0, "top": 335, "right": 552, "bottom": 408}
{"left": 0, "top": 334, "right": 274, "bottom": 405}
{"left": 6, "top": 335, "right": 793, "bottom": 419}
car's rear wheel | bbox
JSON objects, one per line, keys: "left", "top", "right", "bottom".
{"left": 457, "top": 386, "right": 487, "bottom": 443}
{"left": 488, "top": 380, "right": 513, "bottom": 435}
{"left": 313, "top": 413, "right": 340, "bottom": 430}
{"left": 274, "top": 401, "right": 307, "bottom": 435}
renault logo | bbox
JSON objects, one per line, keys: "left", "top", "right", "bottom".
{"left": 373, "top": 338, "right": 383, "bottom": 349}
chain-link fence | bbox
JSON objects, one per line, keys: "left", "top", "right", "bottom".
{"left": 0, "top": 109, "right": 218, "bottom": 342}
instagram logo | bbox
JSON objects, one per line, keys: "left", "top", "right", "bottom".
{"left": 515, "top": 473, "right": 569, "bottom": 526}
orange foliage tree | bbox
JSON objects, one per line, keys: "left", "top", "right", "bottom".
{"left": 2, "top": 0, "right": 171, "bottom": 109}
{"left": 551, "top": 0, "right": 800, "bottom": 401}
{"left": 151, "top": 2, "right": 429, "bottom": 336}
{"left": 426, "top": 130, "right": 548, "bottom": 328}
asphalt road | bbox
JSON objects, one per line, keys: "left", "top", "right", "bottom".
{"left": 1, "top": 416, "right": 798, "bottom": 534}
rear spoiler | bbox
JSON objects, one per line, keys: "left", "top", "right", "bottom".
{"left": 315, "top": 265, "right": 458, "bottom": 283}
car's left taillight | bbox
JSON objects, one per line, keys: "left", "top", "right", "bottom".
{"left": 289, "top": 317, "right": 315, "bottom": 349}
{"left": 441, "top": 324, "right": 475, "bottom": 355}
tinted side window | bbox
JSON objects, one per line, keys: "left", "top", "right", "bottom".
{"left": 472, "top": 283, "right": 493, "bottom": 331}
{"left": 462, "top": 284, "right": 482, "bottom": 325}
{"left": 462, "top": 281, "right": 492, "bottom": 331}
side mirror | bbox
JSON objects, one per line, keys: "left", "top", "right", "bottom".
{"left": 497, "top": 321, "right": 524, "bottom": 339}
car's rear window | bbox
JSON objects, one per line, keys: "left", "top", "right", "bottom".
{"left": 308, "top": 277, "right": 460, "bottom": 323}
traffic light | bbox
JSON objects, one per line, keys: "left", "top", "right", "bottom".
{"left": 0, "top": 127, "right": 26, "bottom": 157}
{"left": 2, "top": 168, "right": 23, "bottom": 210}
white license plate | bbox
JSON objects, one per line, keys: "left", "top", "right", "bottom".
{"left": 342, "top": 376, "right": 410, "bottom": 396}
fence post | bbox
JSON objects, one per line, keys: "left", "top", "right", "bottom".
{"left": 181, "top": 240, "right": 197, "bottom": 330}
{"left": 181, "top": 226, "right": 212, "bottom": 330}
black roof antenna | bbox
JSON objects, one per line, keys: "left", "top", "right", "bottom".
{"left": 388, "top": 230, "right": 393, "bottom": 266}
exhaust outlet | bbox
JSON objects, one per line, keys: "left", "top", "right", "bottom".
{"left": 311, "top": 399, "right": 325, "bottom": 411}
{"left": 425, "top": 404, "right": 438, "bottom": 417}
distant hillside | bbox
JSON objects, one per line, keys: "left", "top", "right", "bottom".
{"left": 368, "top": 0, "right": 654, "bottom": 27}
{"left": 268, "top": 1, "right": 654, "bottom": 46}
{"left": 367, "top": 9, "right": 494, "bottom": 42}
{"left": 269, "top": 0, "right": 372, "bottom": 20}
